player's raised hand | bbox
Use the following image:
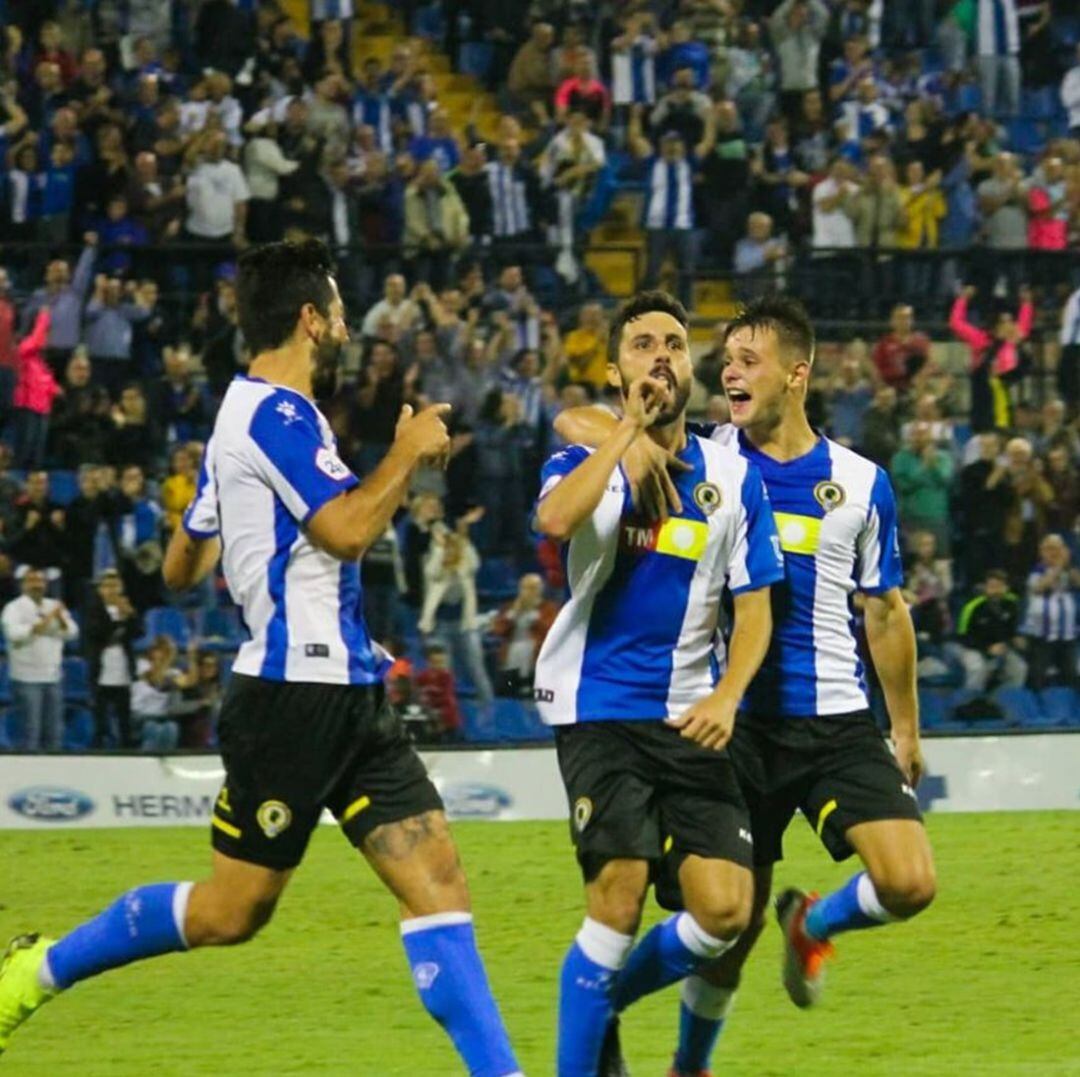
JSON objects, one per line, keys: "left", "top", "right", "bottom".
{"left": 668, "top": 691, "right": 738, "bottom": 751}
{"left": 394, "top": 403, "right": 451, "bottom": 466}
{"left": 624, "top": 432, "right": 691, "bottom": 521}
{"left": 624, "top": 375, "right": 666, "bottom": 431}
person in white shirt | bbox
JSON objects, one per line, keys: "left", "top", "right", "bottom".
{"left": 84, "top": 569, "right": 141, "bottom": 748}
{"left": 360, "top": 273, "right": 420, "bottom": 339}
{"left": 812, "top": 157, "right": 858, "bottom": 248}
{"left": 183, "top": 130, "right": 250, "bottom": 244}
{"left": 1059, "top": 284, "right": 1080, "bottom": 407}
{"left": 1, "top": 568, "right": 79, "bottom": 750}
{"left": 1062, "top": 44, "right": 1080, "bottom": 137}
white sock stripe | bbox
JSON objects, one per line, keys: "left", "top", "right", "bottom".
{"left": 576, "top": 917, "right": 635, "bottom": 971}
{"left": 38, "top": 950, "right": 58, "bottom": 992}
{"left": 681, "top": 975, "right": 735, "bottom": 1020}
{"left": 400, "top": 911, "right": 474, "bottom": 937}
{"left": 172, "top": 881, "right": 194, "bottom": 950}
{"left": 855, "top": 873, "right": 897, "bottom": 923}
{"left": 675, "top": 912, "right": 732, "bottom": 960}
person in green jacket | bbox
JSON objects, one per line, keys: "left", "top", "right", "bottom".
{"left": 890, "top": 421, "right": 954, "bottom": 553}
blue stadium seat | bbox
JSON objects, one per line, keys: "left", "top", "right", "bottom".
{"left": 0, "top": 661, "right": 10, "bottom": 705}
{"left": 991, "top": 686, "right": 1040, "bottom": 726}
{"left": 199, "top": 607, "right": 241, "bottom": 650}
{"left": 62, "top": 657, "right": 90, "bottom": 702}
{"left": 48, "top": 470, "right": 79, "bottom": 506}
{"left": 1006, "top": 117, "right": 1044, "bottom": 155}
{"left": 144, "top": 606, "right": 191, "bottom": 647}
{"left": 64, "top": 705, "right": 94, "bottom": 750}
{"left": 458, "top": 42, "right": 492, "bottom": 82}
{"left": 917, "top": 686, "right": 949, "bottom": 730}
{"left": 1038, "top": 687, "right": 1079, "bottom": 727}
{"left": 476, "top": 559, "right": 518, "bottom": 601}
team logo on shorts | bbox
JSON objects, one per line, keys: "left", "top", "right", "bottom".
{"left": 256, "top": 800, "right": 293, "bottom": 838}
{"left": 813, "top": 481, "right": 846, "bottom": 513}
{"left": 573, "top": 797, "right": 593, "bottom": 832}
{"left": 692, "top": 482, "right": 722, "bottom": 515}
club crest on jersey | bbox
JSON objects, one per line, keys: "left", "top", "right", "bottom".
{"left": 692, "top": 481, "right": 722, "bottom": 515}
{"left": 813, "top": 481, "right": 846, "bottom": 513}
{"left": 276, "top": 400, "right": 300, "bottom": 424}
{"left": 256, "top": 799, "right": 292, "bottom": 838}
{"left": 573, "top": 797, "right": 593, "bottom": 832}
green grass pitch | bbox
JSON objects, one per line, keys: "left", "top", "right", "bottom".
{"left": 1, "top": 812, "right": 1078, "bottom": 1075}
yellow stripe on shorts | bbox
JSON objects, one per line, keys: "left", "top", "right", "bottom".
{"left": 815, "top": 798, "right": 838, "bottom": 837}
{"left": 212, "top": 814, "right": 241, "bottom": 839}
{"left": 774, "top": 512, "right": 822, "bottom": 555}
{"left": 341, "top": 795, "right": 371, "bottom": 824}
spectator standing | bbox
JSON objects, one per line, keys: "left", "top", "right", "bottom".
{"left": 949, "top": 285, "right": 1034, "bottom": 432}
{"left": 1, "top": 567, "right": 78, "bottom": 750}
{"left": 20, "top": 234, "right": 97, "bottom": 379}
{"left": 360, "top": 273, "right": 420, "bottom": 340}
{"left": 872, "top": 303, "right": 932, "bottom": 392}
{"left": 7, "top": 471, "right": 67, "bottom": 577}
{"left": 490, "top": 572, "right": 558, "bottom": 697}
{"left": 484, "top": 135, "right": 545, "bottom": 262}
{"left": 1022, "top": 534, "right": 1079, "bottom": 691}
{"left": 859, "top": 384, "right": 901, "bottom": 467}
{"left": 416, "top": 643, "right": 464, "bottom": 743}
{"left": 827, "top": 350, "right": 875, "bottom": 446}
{"left": 159, "top": 445, "right": 198, "bottom": 534}
{"left": 629, "top": 104, "right": 716, "bottom": 311}
{"left": 403, "top": 159, "right": 470, "bottom": 291}
{"left": 1059, "top": 283, "right": 1080, "bottom": 410}
{"left": 553, "top": 53, "right": 611, "bottom": 130}
{"left": 176, "top": 650, "right": 223, "bottom": 749}
{"left": 106, "top": 385, "right": 163, "bottom": 475}
{"left": 0, "top": 268, "right": 16, "bottom": 436}
{"left": 1000, "top": 436, "right": 1054, "bottom": 587}
{"left": 561, "top": 302, "right": 609, "bottom": 393}
{"left": 891, "top": 421, "right": 955, "bottom": 553}
{"left": 955, "top": 568, "right": 1027, "bottom": 692}
{"left": 610, "top": 12, "right": 659, "bottom": 112}
{"left": 733, "top": 211, "right": 787, "bottom": 300}
{"left": 507, "top": 22, "right": 556, "bottom": 122}
{"left": 769, "top": 0, "right": 829, "bottom": 121}
{"left": 84, "top": 275, "right": 151, "bottom": 397}
{"left": 1043, "top": 445, "right": 1080, "bottom": 537}
{"left": 449, "top": 144, "right": 494, "bottom": 250}
{"left": 977, "top": 153, "right": 1029, "bottom": 289}
{"left": 131, "top": 634, "right": 197, "bottom": 752}
{"left": 1063, "top": 43, "right": 1080, "bottom": 137}
{"left": 63, "top": 464, "right": 104, "bottom": 608}
{"left": 11, "top": 308, "right": 60, "bottom": 469}
{"left": 182, "top": 129, "right": 250, "bottom": 278}
{"left": 83, "top": 567, "right": 140, "bottom": 748}
{"left": 977, "top": 0, "right": 1021, "bottom": 117}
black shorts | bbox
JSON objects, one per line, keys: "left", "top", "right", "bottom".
{"left": 554, "top": 720, "right": 753, "bottom": 881}
{"left": 211, "top": 674, "right": 443, "bottom": 870}
{"left": 727, "top": 710, "right": 923, "bottom": 867}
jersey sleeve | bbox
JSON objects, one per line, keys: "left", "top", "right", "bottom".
{"left": 247, "top": 393, "right": 359, "bottom": 525}
{"left": 857, "top": 467, "right": 904, "bottom": 594}
{"left": 727, "top": 462, "right": 785, "bottom": 595}
{"left": 687, "top": 420, "right": 720, "bottom": 440}
{"left": 182, "top": 436, "right": 219, "bottom": 538}
{"left": 536, "top": 444, "right": 591, "bottom": 502}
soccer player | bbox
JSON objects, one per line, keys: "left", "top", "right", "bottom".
{"left": 555, "top": 295, "right": 936, "bottom": 1076}
{"left": 534, "top": 291, "right": 784, "bottom": 1076}
{"left": 0, "top": 240, "right": 522, "bottom": 1077}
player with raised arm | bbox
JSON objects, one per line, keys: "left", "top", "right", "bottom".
{"left": 0, "top": 240, "right": 522, "bottom": 1077}
{"left": 555, "top": 295, "right": 936, "bottom": 1077}
{"left": 534, "top": 291, "right": 784, "bottom": 1076}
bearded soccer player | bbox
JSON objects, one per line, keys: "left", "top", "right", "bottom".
{"left": 0, "top": 240, "right": 522, "bottom": 1076}
{"left": 556, "top": 295, "right": 935, "bottom": 1077}
{"left": 534, "top": 291, "right": 784, "bottom": 1076}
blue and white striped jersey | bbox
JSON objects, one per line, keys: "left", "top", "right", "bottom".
{"left": 183, "top": 375, "right": 388, "bottom": 686}
{"left": 533, "top": 432, "right": 783, "bottom": 725}
{"left": 698, "top": 424, "right": 903, "bottom": 717}
{"left": 643, "top": 156, "right": 695, "bottom": 230}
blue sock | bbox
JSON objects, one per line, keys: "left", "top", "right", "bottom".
{"left": 804, "top": 873, "right": 895, "bottom": 941}
{"left": 401, "top": 912, "right": 520, "bottom": 1077}
{"left": 611, "top": 913, "right": 730, "bottom": 1013}
{"left": 44, "top": 882, "right": 192, "bottom": 990}
{"left": 674, "top": 976, "right": 734, "bottom": 1075}
{"left": 558, "top": 917, "right": 634, "bottom": 1077}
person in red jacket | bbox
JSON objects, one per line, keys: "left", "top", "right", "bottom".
{"left": 12, "top": 308, "right": 61, "bottom": 468}
{"left": 416, "top": 643, "right": 463, "bottom": 742}
{"left": 949, "top": 284, "right": 1034, "bottom": 433}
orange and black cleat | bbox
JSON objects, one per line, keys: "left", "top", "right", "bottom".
{"left": 775, "top": 888, "right": 835, "bottom": 1008}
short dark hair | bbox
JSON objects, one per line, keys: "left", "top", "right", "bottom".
{"left": 236, "top": 239, "right": 336, "bottom": 356}
{"left": 723, "top": 294, "right": 815, "bottom": 365}
{"left": 607, "top": 290, "right": 689, "bottom": 366}
{"left": 985, "top": 568, "right": 1009, "bottom": 584}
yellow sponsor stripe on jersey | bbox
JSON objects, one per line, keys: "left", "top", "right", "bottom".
{"left": 774, "top": 512, "right": 822, "bottom": 555}
{"left": 341, "top": 794, "right": 371, "bottom": 824}
{"left": 815, "top": 798, "right": 838, "bottom": 837}
{"left": 654, "top": 518, "right": 709, "bottom": 561}
{"left": 212, "top": 814, "right": 241, "bottom": 839}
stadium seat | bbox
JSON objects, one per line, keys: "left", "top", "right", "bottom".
{"left": 143, "top": 606, "right": 191, "bottom": 648}
{"left": 199, "top": 607, "right": 241, "bottom": 650}
{"left": 991, "top": 686, "right": 1040, "bottom": 726}
{"left": 48, "top": 470, "right": 79, "bottom": 506}
{"left": 62, "top": 657, "right": 90, "bottom": 703}
{"left": 917, "top": 686, "right": 950, "bottom": 730}
{"left": 64, "top": 705, "right": 94, "bottom": 751}
{"left": 0, "top": 661, "right": 10, "bottom": 706}
{"left": 457, "top": 42, "right": 492, "bottom": 82}
{"left": 1038, "top": 687, "right": 1080, "bottom": 727}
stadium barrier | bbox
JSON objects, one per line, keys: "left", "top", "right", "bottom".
{"left": 2, "top": 733, "right": 1078, "bottom": 829}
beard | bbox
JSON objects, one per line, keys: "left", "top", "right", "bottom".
{"left": 620, "top": 370, "right": 690, "bottom": 426}
{"left": 311, "top": 333, "right": 343, "bottom": 400}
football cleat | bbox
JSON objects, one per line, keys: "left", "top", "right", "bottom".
{"left": 598, "top": 1015, "right": 631, "bottom": 1077}
{"left": 775, "top": 889, "right": 834, "bottom": 1009}
{"left": 0, "top": 934, "right": 57, "bottom": 1055}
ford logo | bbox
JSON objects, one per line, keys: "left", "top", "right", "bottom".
{"left": 8, "top": 786, "right": 95, "bottom": 822}
{"left": 442, "top": 783, "right": 512, "bottom": 819}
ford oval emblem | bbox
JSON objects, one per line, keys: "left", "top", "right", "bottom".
{"left": 8, "top": 786, "right": 96, "bottom": 822}
{"left": 442, "top": 783, "right": 512, "bottom": 819}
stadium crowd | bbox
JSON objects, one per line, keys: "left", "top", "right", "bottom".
{"left": 0, "top": 0, "right": 1079, "bottom": 751}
